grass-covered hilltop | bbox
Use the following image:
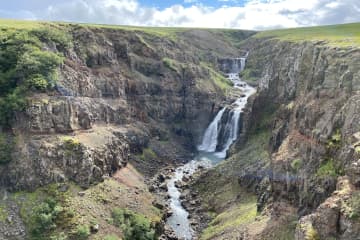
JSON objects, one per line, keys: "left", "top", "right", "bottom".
{"left": 0, "top": 18, "right": 360, "bottom": 240}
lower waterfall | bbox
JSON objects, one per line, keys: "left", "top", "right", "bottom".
{"left": 166, "top": 57, "right": 256, "bottom": 240}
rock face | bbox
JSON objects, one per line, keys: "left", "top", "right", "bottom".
{"left": 188, "top": 39, "right": 360, "bottom": 240}
{"left": 242, "top": 40, "right": 360, "bottom": 239}
{"left": 0, "top": 26, "right": 254, "bottom": 191}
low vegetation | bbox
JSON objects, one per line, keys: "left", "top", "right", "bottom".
{"left": 240, "top": 68, "right": 260, "bottom": 83}
{"left": 200, "top": 196, "right": 257, "bottom": 240}
{"left": 301, "top": 223, "right": 320, "bottom": 240}
{"left": 162, "top": 57, "right": 182, "bottom": 73}
{"left": 327, "top": 130, "right": 342, "bottom": 150}
{"left": 111, "top": 208, "right": 156, "bottom": 240}
{"left": 0, "top": 21, "right": 67, "bottom": 126}
{"left": 103, "top": 235, "right": 121, "bottom": 240}
{"left": 316, "top": 159, "right": 338, "bottom": 177}
{"left": 140, "top": 148, "right": 157, "bottom": 161}
{"left": 62, "top": 137, "right": 81, "bottom": 150}
{"left": 13, "top": 184, "right": 80, "bottom": 240}
{"left": 30, "top": 198, "right": 64, "bottom": 238}
{"left": 200, "top": 62, "right": 233, "bottom": 90}
{"left": 75, "top": 225, "right": 91, "bottom": 240}
{"left": 255, "top": 22, "right": 360, "bottom": 47}
{"left": 344, "top": 191, "right": 360, "bottom": 219}
{"left": 291, "top": 158, "right": 302, "bottom": 172}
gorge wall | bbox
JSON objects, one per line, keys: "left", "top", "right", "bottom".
{"left": 1, "top": 20, "right": 360, "bottom": 240}
{"left": 0, "top": 24, "right": 254, "bottom": 191}
{"left": 190, "top": 35, "right": 360, "bottom": 239}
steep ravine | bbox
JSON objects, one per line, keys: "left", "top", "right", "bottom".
{"left": 0, "top": 21, "right": 359, "bottom": 240}
{"left": 165, "top": 58, "right": 256, "bottom": 240}
{"left": 188, "top": 38, "right": 360, "bottom": 240}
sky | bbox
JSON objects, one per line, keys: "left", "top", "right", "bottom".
{"left": 0, "top": 0, "right": 359, "bottom": 30}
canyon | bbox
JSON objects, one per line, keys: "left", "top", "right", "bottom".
{"left": 0, "top": 20, "right": 359, "bottom": 240}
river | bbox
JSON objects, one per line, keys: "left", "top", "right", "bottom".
{"left": 166, "top": 57, "right": 256, "bottom": 240}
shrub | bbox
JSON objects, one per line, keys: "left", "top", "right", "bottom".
{"left": 316, "top": 157, "right": 345, "bottom": 177}
{"left": 26, "top": 74, "right": 49, "bottom": 91}
{"left": 355, "top": 146, "right": 360, "bottom": 154}
{"left": 348, "top": 192, "right": 360, "bottom": 219}
{"left": 327, "top": 130, "right": 341, "bottom": 149}
{"left": 162, "top": 58, "right": 180, "bottom": 72}
{"left": 31, "top": 26, "right": 73, "bottom": 49}
{"left": 62, "top": 137, "right": 81, "bottom": 150}
{"left": 140, "top": 148, "right": 157, "bottom": 161}
{"left": 111, "top": 208, "right": 156, "bottom": 240}
{"left": 316, "top": 159, "right": 337, "bottom": 177}
{"left": 75, "top": 225, "right": 90, "bottom": 240}
{"left": 0, "top": 27, "right": 63, "bottom": 127}
{"left": 291, "top": 158, "right": 302, "bottom": 172}
{"left": 30, "top": 198, "right": 64, "bottom": 238}
{"left": 305, "top": 225, "right": 320, "bottom": 240}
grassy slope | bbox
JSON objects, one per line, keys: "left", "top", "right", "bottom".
{"left": 1, "top": 18, "right": 360, "bottom": 47}
{"left": 9, "top": 165, "right": 161, "bottom": 240}
{"left": 255, "top": 22, "right": 360, "bottom": 47}
{"left": 0, "top": 18, "right": 251, "bottom": 39}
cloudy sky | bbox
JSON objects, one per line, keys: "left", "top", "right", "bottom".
{"left": 0, "top": 0, "right": 359, "bottom": 30}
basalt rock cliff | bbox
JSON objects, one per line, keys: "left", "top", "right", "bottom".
{"left": 0, "top": 25, "right": 253, "bottom": 191}
{"left": 190, "top": 34, "right": 360, "bottom": 240}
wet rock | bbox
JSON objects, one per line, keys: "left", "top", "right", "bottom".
{"left": 153, "top": 200, "right": 165, "bottom": 210}
{"left": 158, "top": 174, "right": 166, "bottom": 183}
{"left": 160, "top": 183, "right": 168, "bottom": 191}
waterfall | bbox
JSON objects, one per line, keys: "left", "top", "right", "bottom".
{"left": 197, "top": 108, "right": 226, "bottom": 152}
{"left": 167, "top": 55, "right": 256, "bottom": 240}
{"left": 198, "top": 56, "right": 256, "bottom": 159}
{"left": 215, "top": 110, "right": 241, "bottom": 158}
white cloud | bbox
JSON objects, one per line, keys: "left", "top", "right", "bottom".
{"left": 37, "top": 0, "right": 360, "bottom": 30}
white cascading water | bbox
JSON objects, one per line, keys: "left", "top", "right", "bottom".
{"left": 198, "top": 57, "right": 256, "bottom": 158}
{"left": 197, "top": 108, "right": 226, "bottom": 152}
{"left": 166, "top": 56, "right": 256, "bottom": 240}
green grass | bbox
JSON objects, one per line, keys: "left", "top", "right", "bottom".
{"left": 0, "top": 204, "right": 8, "bottom": 222}
{"left": 316, "top": 159, "right": 337, "bottom": 177}
{"left": 13, "top": 184, "right": 80, "bottom": 240}
{"left": 291, "top": 158, "right": 302, "bottom": 172}
{"left": 356, "top": 146, "right": 360, "bottom": 154}
{"left": 162, "top": 58, "right": 183, "bottom": 73}
{"left": 255, "top": 22, "right": 360, "bottom": 47}
{"left": 139, "top": 148, "right": 157, "bottom": 161}
{"left": 200, "top": 196, "right": 257, "bottom": 240}
{"left": 104, "top": 235, "right": 121, "bottom": 240}
{"left": 200, "top": 62, "right": 233, "bottom": 90}
{"left": 0, "top": 19, "right": 44, "bottom": 30}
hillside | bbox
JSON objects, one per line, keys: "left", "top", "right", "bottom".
{"left": 0, "top": 19, "right": 359, "bottom": 240}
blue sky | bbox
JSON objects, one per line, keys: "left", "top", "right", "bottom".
{"left": 0, "top": 0, "right": 359, "bottom": 30}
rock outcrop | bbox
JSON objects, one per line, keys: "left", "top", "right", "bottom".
{"left": 0, "top": 25, "right": 254, "bottom": 191}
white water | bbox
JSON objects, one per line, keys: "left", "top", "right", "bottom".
{"left": 166, "top": 57, "right": 256, "bottom": 239}
{"left": 197, "top": 108, "right": 226, "bottom": 152}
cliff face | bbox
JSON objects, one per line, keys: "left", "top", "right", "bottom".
{"left": 0, "top": 25, "right": 254, "bottom": 191}
{"left": 246, "top": 39, "right": 360, "bottom": 239}
{"left": 190, "top": 38, "right": 360, "bottom": 240}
